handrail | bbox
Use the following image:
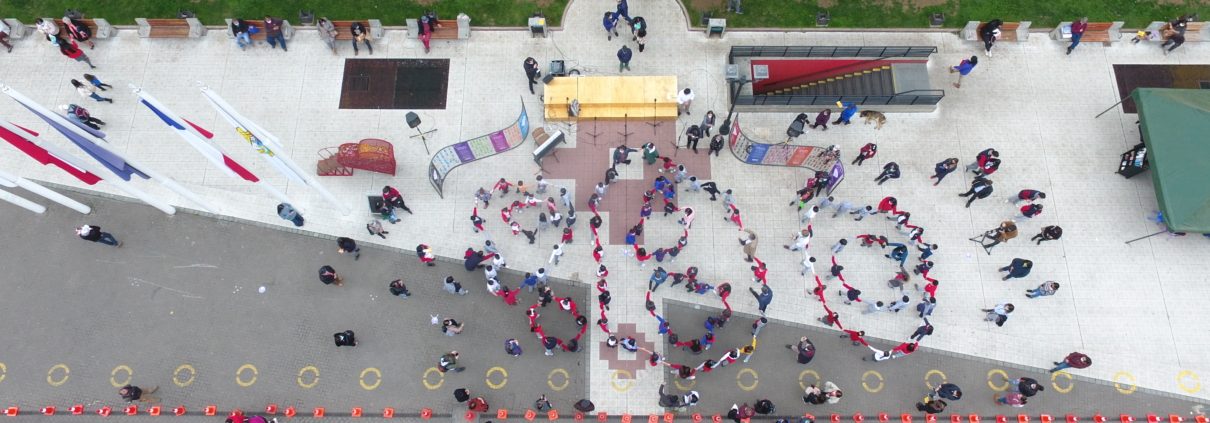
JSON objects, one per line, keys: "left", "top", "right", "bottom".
{"left": 759, "top": 54, "right": 916, "bottom": 93}
{"left": 729, "top": 45, "right": 937, "bottom": 62}
{"left": 734, "top": 91, "right": 944, "bottom": 107}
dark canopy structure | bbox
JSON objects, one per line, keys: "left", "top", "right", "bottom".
{"left": 1132, "top": 88, "right": 1210, "bottom": 232}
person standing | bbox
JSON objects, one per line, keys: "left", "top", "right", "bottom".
{"left": 982, "top": 302, "right": 1014, "bottom": 324}
{"left": 949, "top": 56, "right": 977, "bottom": 88}
{"left": 811, "top": 109, "right": 831, "bottom": 130}
{"left": 35, "top": 18, "right": 60, "bottom": 39}
{"left": 701, "top": 111, "right": 716, "bottom": 136}
{"left": 524, "top": 57, "right": 541, "bottom": 95}
{"left": 833, "top": 102, "right": 857, "bottom": 125}
{"left": 334, "top": 330, "right": 357, "bottom": 346}
{"left": 277, "top": 203, "right": 305, "bottom": 226}
{"left": 1049, "top": 351, "right": 1092, "bottom": 373}
{"left": 786, "top": 337, "right": 815, "bottom": 364}
{"left": 76, "top": 224, "right": 120, "bottom": 247}
{"left": 852, "top": 143, "right": 877, "bottom": 166}
{"left": 686, "top": 125, "right": 702, "bottom": 153}
{"left": 438, "top": 351, "right": 465, "bottom": 373}
{"left": 957, "top": 177, "right": 994, "bottom": 208}
{"left": 930, "top": 158, "right": 959, "bottom": 185}
{"left": 337, "top": 237, "right": 361, "bottom": 260}
{"left": 230, "top": 18, "right": 252, "bottom": 50}
{"left": 981, "top": 19, "right": 1003, "bottom": 57}
{"left": 749, "top": 284, "right": 773, "bottom": 315}
{"left": 999, "top": 258, "right": 1032, "bottom": 280}
{"left": 73, "top": 79, "right": 111, "bottom": 103}
{"left": 58, "top": 37, "right": 95, "bottom": 69}
{"left": 62, "top": 16, "right": 95, "bottom": 50}
{"left": 317, "top": 18, "right": 338, "bottom": 54}
{"left": 677, "top": 88, "right": 695, "bottom": 116}
{"left": 617, "top": 45, "right": 632, "bottom": 72}
{"left": 602, "top": 12, "right": 619, "bottom": 40}
{"left": 351, "top": 21, "right": 373, "bottom": 55}
{"left": 635, "top": 29, "right": 647, "bottom": 52}
{"left": 1067, "top": 17, "right": 1088, "bottom": 55}
{"left": 444, "top": 276, "right": 468, "bottom": 295}
{"left": 318, "top": 265, "right": 343, "bottom": 286}
{"left": 0, "top": 19, "right": 14, "bottom": 53}
{"left": 1032, "top": 225, "right": 1062, "bottom": 244}
{"left": 1010, "top": 189, "right": 1046, "bottom": 205}
{"left": 263, "top": 16, "right": 287, "bottom": 51}
{"left": 549, "top": 243, "right": 565, "bottom": 265}
{"left": 615, "top": 0, "right": 632, "bottom": 23}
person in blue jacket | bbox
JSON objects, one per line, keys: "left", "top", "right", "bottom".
{"left": 833, "top": 102, "right": 858, "bottom": 125}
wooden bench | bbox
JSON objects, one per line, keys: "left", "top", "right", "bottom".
{"left": 331, "top": 20, "right": 383, "bottom": 41}
{"left": 1143, "top": 21, "right": 1210, "bottom": 42}
{"left": 135, "top": 18, "right": 205, "bottom": 38}
{"left": 225, "top": 18, "right": 294, "bottom": 41}
{"left": 1050, "top": 21, "right": 1123, "bottom": 45}
{"left": 51, "top": 17, "right": 114, "bottom": 39}
{"left": 962, "top": 21, "right": 1031, "bottom": 42}
{"left": 406, "top": 16, "right": 467, "bottom": 40}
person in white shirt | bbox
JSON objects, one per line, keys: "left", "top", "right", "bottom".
{"left": 484, "top": 265, "right": 498, "bottom": 280}
{"left": 801, "top": 205, "right": 818, "bottom": 225}
{"left": 783, "top": 228, "right": 812, "bottom": 251}
{"left": 35, "top": 18, "right": 60, "bottom": 38}
{"left": 549, "top": 244, "right": 564, "bottom": 265}
{"left": 676, "top": 88, "right": 695, "bottom": 115}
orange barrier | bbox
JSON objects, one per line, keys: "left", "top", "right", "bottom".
{"left": 97, "top": 406, "right": 112, "bottom": 417}
{"left": 352, "top": 407, "right": 363, "bottom": 417}
{"left": 124, "top": 405, "right": 138, "bottom": 415}
{"left": 284, "top": 407, "right": 296, "bottom": 418}
{"left": 149, "top": 406, "right": 161, "bottom": 416}
{"left": 421, "top": 408, "right": 433, "bottom": 419}
{"left": 552, "top": 410, "right": 562, "bottom": 421}
{"left": 499, "top": 409, "right": 510, "bottom": 420}
{"left": 1094, "top": 415, "right": 1107, "bottom": 423}
{"left": 576, "top": 412, "right": 585, "bottom": 421}
{"left": 204, "top": 405, "right": 217, "bottom": 416}
{"left": 383, "top": 408, "right": 395, "bottom": 418}
{"left": 3, "top": 407, "right": 18, "bottom": 417}
{"left": 464, "top": 411, "right": 476, "bottom": 421}
{"left": 70, "top": 405, "right": 84, "bottom": 415}
{"left": 314, "top": 407, "right": 326, "bottom": 418}
{"left": 854, "top": 413, "right": 864, "bottom": 423}
{"left": 40, "top": 407, "right": 55, "bottom": 416}
{"left": 173, "top": 406, "right": 186, "bottom": 416}
{"left": 1123, "top": 415, "right": 1136, "bottom": 423}
{"left": 266, "top": 404, "right": 278, "bottom": 415}
{"left": 527, "top": 409, "right": 538, "bottom": 421}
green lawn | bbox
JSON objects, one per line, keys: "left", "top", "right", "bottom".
{"left": 685, "top": 0, "right": 1210, "bottom": 29}
{"left": 2, "top": 0, "right": 566, "bottom": 26}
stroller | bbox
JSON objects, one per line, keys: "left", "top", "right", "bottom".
{"left": 784, "top": 113, "right": 809, "bottom": 144}
{"left": 970, "top": 221, "right": 1017, "bottom": 254}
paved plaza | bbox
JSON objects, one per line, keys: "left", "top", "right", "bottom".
{"left": 2, "top": 0, "right": 1210, "bottom": 417}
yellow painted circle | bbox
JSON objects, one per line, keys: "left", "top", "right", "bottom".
{"left": 674, "top": 378, "right": 698, "bottom": 391}
{"left": 736, "top": 368, "right": 759, "bottom": 391}
{"left": 110, "top": 365, "right": 133, "bottom": 388}
{"left": 0, "top": 362, "right": 6, "bottom": 384}
{"left": 924, "top": 369, "right": 947, "bottom": 390}
{"left": 548, "top": 368, "right": 570, "bottom": 391}
{"left": 986, "top": 369, "right": 1009, "bottom": 391}
{"left": 236, "top": 364, "right": 258, "bottom": 388}
{"left": 1051, "top": 371, "right": 1074, "bottom": 393}
{"left": 1113, "top": 371, "right": 1137, "bottom": 395}
{"left": 861, "top": 370, "right": 884, "bottom": 393}
{"left": 359, "top": 367, "right": 382, "bottom": 391}
{"left": 47, "top": 364, "right": 70, "bottom": 387}
{"left": 173, "top": 364, "right": 196, "bottom": 388}
{"left": 1177, "top": 370, "right": 1202, "bottom": 394}
{"left": 422, "top": 367, "right": 445, "bottom": 390}
{"left": 610, "top": 370, "right": 634, "bottom": 392}
{"left": 485, "top": 366, "right": 509, "bottom": 390}
{"left": 297, "top": 365, "right": 320, "bottom": 389}
{"left": 798, "top": 369, "right": 821, "bottom": 391}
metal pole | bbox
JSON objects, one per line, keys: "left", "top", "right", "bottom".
{"left": 1094, "top": 97, "right": 1128, "bottom": 119}
{"left": 0, "top": 188, "right": 46, "bottom": 214}
{"left": 1124, "top": 229, "right": 1168, "bottom": 245}
{"left": 0, "top": 169, "right": 91, "bottom": 214}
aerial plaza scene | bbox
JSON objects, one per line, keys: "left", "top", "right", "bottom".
{"left": 1, "top": 0, "right": 1210, "bottom": 421}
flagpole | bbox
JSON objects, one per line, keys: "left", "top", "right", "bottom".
{"left": 0, "top": 169, "right": 91, "bottom": 214}
{"left": 0, "top": 83, "right": 215, "bottom": 213}
{"left": 0, "top": 187, "right": 46, "bottom": 214}
{"left": 197, "top": 84, "right": 349, "bottom": 215}
{"left": 0, "top": 118, "right": 177, "bottom": 215}
{"left": 132, "top": 86, "right": 297, "bottom": 211}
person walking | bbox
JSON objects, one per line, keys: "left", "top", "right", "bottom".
{"left": 263, "top": 15, "right": 287, "bottom": 51}
{"left": 617, "top": 45, "right": 633, "bottom": 72}
{"left": 1049, "top": 351, "right": 1092, "bottom": 373}
{"left": 950, "top": 56, "right": 977, "bottom": 88}
{"left": 930, "top": 158, "right": 959, "bottom": 185}
{"left": 749, "top": 284, "right": 773, "bottom": 315}
{"left": 982, "top": 302, "right": 1014, "bottom": 325}
{"left": 336, "top": 237, "right": 361, "bottom": 260}
{"left": 1010, "top": 189, "right": 1046, "bottom": 205}
{"left": 230, "top": 18, "right": 252, "bottom": 50}
{"left": 317, "top": 17, "right": 338, "bottom": 54}
{"left": 443, "top": 276, "right": 468, "bottom": 295}
{"left": 76, "top": 224, "right": 120, "bottom": 247}
{"left": 677, "top": 88, "right": 695, "bottom": 116}
{"left": 709, "top": 134, "right": 725, "bottom": 156}
{"left": 318, "top": 265, "right": 343, "bottom": 286}
{"left": 981, "top": 19, "right": 1003, "bottom": 57}
{"left": 1016, "top": 204, "right": 1044, "bottom": 221}
{"left": 602, "top": 12, "right": 620, "bottom": 40}
{"left": 334, "top": 330, "right": 357, "bottom": 346}
{"left": 1032, "top": 225, "right": 1063, "bottom": 245}
{"left": 524, "top": 57, "right": 541, "bottom": 95}
{"left": 82, "top": 74, "right": 111, "bottom": 91}
{"left": 810, "top": 109, "right": 831, "bottom": 130}
{"left": 739, "top": 229, "right": 758, "bottom": 262}
{"left": 549, "top": 243, "right": 565, "bottom": 265}
{"left": 999, "top": 258, "right": 1032, "bottom": 280}
{"left": 439, "top": 351, "right": 466, "bottom": 373}
{"left": 852, "top": 143, "right": 877, "bottom": 166}
{"left": 833, "top": 102, "right": 857, "bottom": 125}
{"left": 1011, "top": 377, "right": 1044, "bottom": 397}
{"left": 72, "top": 79, "right": 111, "bottom": 103}
{"left": 931, "top": 383, "right": 963, "bottom": 401}
{"left": 874, "top": 162, "right": 900, "bottom": 185}
{"left": 277, "top": 203, "right": 305, "bottom": 226}
{"left": 61, "top": 104, "right": 105, "bottom": 130}
{"left": 1067, "top": 17, "right": 1088, "bottom": 55}
{"left": 958, "top": 177, "right": 994, "bottom": 208}
{"left": 615, "top": 0, "right": 632, "bottom": 23}
{"left": 351, "top": 21, "right": 373, "bottom": 55}
{"left": 58, "top": 38, "right": 95, "bottom": 69}
{"left": 1026, "top": 281, "right": 1060, "bottom": 298}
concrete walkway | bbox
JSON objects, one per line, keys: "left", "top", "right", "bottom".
{"left": 1, "top": 0, "right": 1209, "bottom": 414}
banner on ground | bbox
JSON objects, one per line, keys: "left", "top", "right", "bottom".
{"left": 428, "top": 100, "right": 529, "bottom": 198}
{"left": 726, "top": 113, "right": 843, "bottom": 193}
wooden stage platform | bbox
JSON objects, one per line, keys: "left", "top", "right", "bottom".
{"left": 543, "top": 76, "right": 679, "bottom": 120}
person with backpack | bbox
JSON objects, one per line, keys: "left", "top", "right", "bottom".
{"left": 58, "top": 37, "right": 95, "bottom": 69}
{"left": 60, "top": 104, "right": 105, "bottom": 130}
{"left": 62, "top": 16, "right": 94, "bottom": 49}
{"left": 351, "top": 21, "right": 373, "bottom": 55}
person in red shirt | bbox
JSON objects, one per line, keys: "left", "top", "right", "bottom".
{"left": 918, "top": 278, "right": 939, "bottom": 298}
{"left": 634, "top": 245, "right": 653, "bottom": 266}
{"left": 470, "top": 207, "right": 485, "bottom": 233}
{"left": 876, "top": 196, "right": 898, "bottom": 215}
{"left": 493, "top": 178, "right": 513, "bottom": 196}
{"left": 382, "top": 185, "right": 414, "bottom": 214}
{"left": 726, "top": 204, "right": 744, "bottom": 230}
{"left": 561, "top": 227, "right": 574, "bottom": 244}
{"left": 1067, "top": 17, "right": 1088, "bottom": 55}
{"left": 750, "top": 258, "right": 768, "bottom": 285}
{"left": 1049, "top": 352, "right": 1092, "bottom": 373}
{"left": 966, "top": 148, "right": 999, "bottom": 173}
{"left": 467, "top": 397, "right": 489, "bottom": 412}
{"left": 852, "top": 142, "right": 877, "bottom": 166}
{"left": 841, "top": 329, "right": 868, "bottom": 346}
{"left": 857, "top": 234, "right": 888, "bottom": 248}
{"left": 1011, "top": 189, "right": 1046, "bottom": 205}
{"left": 1017, "top": 204, "right": 1043, "bottom": 220}
{"left": 500, "top": 207, "right": 512, "bottom": 223}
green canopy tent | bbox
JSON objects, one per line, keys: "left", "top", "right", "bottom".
{"left": 1132, "top": 88, "right": 1210, "bottom": 233}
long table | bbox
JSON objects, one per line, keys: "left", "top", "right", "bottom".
{"left": 543, "top": 75, "right": 679, "bottom": 120}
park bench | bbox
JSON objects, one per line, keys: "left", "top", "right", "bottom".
{"left": 135, "top": 18, "right": 205, "bottom": 38}
{"left": 50, "top": 17, "right": 114, "bottom": 39}
{"left": 1142, "top": 21, "right": 1210, "bottom": 42}
{"left": 962, "top": 21, "right": 1031, "bottom": 42}
{"left": 406, "top": 14, "right": 470, "bottom": 40}
{"left": 331, "top": 19, "right": 384, "bottom": 41}
{"left": 1050, "top": 21, "right": 1123, "bottom": 45}
{"left": 225, "top": 18, "right": 295, "bottom": 41}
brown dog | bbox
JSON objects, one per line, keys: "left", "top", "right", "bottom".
{"left": 860, "top": 110, "right": 886, "bottom": 130}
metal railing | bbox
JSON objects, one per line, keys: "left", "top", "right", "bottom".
{"left": 729, "top": 45, "right": 937, "bottom": 61}
{"left": 734, "top": 89, "right": 946, "bottom": 107}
